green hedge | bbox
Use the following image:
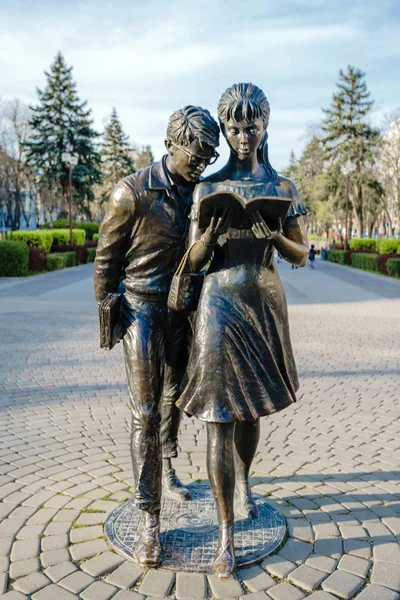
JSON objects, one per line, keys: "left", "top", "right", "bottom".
{"left": 307, "top": 235, "right": 326, "bottom": 242}
{"left": 349, "top": 238, "right": 376, "bottom": 251}
{"left": 47, "top": 253, "right": 68, "bottom": 271}
{"left": 351, "top": 253, "right": 378, "bottom": 272}
{"left": 327, "top": 250, "right": 346, "bottom": 264}
{"left": 11, "top": 230, "right": 53, "bottom": 253}
{"left": 377, "top": 239, "right": 400, "bottom": 255}
{"left": 51, "top": 229, "right": 86, "bottom": 246}
{"left": 64, "top": 251, "right": 77, "bottom": 267}
{"left": 43, "top": 220, "right": 99, "bottom": 240}
{"left": 93, "top": 233, "right": 99, "bottom": 241}
{"left": 0, "top": 241, "right": 29, "bottom": 277}
{"left": 86, "top": 247, "right": 96, "bottom": 263}
{"left": 386, "top": 258, "right": 400, "bottom": 278}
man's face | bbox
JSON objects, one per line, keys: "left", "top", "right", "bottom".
{"left": 166, "top": 139, "right": 217, "bottom": 183}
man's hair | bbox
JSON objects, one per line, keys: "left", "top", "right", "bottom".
{"left": 167, "top": 105, "right": 220, "bottom": 149}
{"left": 217, "top": 83, "right": 270, "bottom": 128}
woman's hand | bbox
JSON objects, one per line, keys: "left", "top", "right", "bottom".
{"left": 249, "top": 211, "right": 281, "bottom": 240}
{"left": 202, "top": 207, "right": 232, "bottom": 246}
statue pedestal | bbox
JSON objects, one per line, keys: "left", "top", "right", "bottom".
{"left": 105, "top": 483, "right": 286, "bottom": 573}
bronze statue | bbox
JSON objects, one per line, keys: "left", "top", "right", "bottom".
{"left": 94, "top": 106, "right": 220, "bottom": 567}
{"left": 177, "top": 83, "right": 309, "bottom": 578}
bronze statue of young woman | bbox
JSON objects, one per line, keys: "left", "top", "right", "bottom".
{"left": 177, "top": 83, "right": 309, "bottom": 578}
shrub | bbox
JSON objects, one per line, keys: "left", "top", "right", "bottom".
{"left": 42, "top": 218, "right": 69, "bottom": 229}
{"left": 64, "top": 251, "right": 77, "bottom": 267}
{"left": 307, "top": 234, "right": 326, "bottom": 242}
{"left": 326, "top": 250, "right": 354, "bottom": 266}
{"left": 377, "top": 239, "right": 400, "bottom": 255}
{"left": 43, "top": 220, "right": 99, "bottom": 240}
{"left": 87, "top": 247, "right": 97, "bottom": 263}
{"left": 11, "top": 230, "right": 53, "bottom": 253}
{"left": 93, "top": 233, "right": 99, "bottom": 241}
{"left": 327, "top": 250, "right": 345, "bottom": 264}
{"left": 74, "top": 245, "right": 88, "bottom": 264}
{"left": 29, "top": 247, "right": 47, "bottom": 272}
{"left": 77, "top": 222, "right": 99, "bottom": 240}
{"left": 85, "top": 240, "right": 98, "bottom": 248}
{"left": 52, "top": 244, "right": 88, "bottom": 265}
{"left": 0, "top": 241, "right": 29, "bottom": 276}
{"left": 349, "top": 238, "right": 377, "bottom": 252}
{"left": 51, "top": 229, "right": 86, "bottom": 246}
{"left": 47, "top": 253, "right": 68, "bottom": 271}
{"left": 351, "top": 253, "right": 378, "bottom": 272}
{"left": 386, "top": 258, "right": 400, "bottom": 278}
{"left": 377, "top": 253, "right": 398, "bottom": 275}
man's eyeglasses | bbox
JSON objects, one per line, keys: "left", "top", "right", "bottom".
{"left": 170, "top": 141, "right": 220, "bottom": 166}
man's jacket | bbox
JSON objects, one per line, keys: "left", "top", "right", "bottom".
{"left": 94, "top": 157, "right": 192, "bottom": 304}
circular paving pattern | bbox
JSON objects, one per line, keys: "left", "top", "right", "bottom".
{"left": 105, "top": 484, "right": 286, "bottom": 572}
{"left": 1, "top": 264, "right": 400, "bottom": 599}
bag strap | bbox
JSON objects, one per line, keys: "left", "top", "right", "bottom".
{"left": 174, "top": 244, "right": 194, "bottom": 276}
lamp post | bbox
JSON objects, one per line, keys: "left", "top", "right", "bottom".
{"left": 342, "top": 162, "right": 354, "bottom": 251}
{"left": 1, "top": 201, "right": 6, "bottom": 241}
{"left": 61, "top": 152, "right": 79, "bottom": 246}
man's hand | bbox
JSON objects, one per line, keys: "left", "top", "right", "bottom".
{"left": 249, "top": 211, "right": 282, "bottom": 240}
{"left": 202, "top": 207, "right": 232, "bottom": 246}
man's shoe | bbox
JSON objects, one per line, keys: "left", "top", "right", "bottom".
{"left": 135, "top": 512, "right": 161, "bottom": 567}
{"left": 163, "top": 468, "right": 192, "bottom": 501}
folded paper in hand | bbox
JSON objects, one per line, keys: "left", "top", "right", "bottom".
{"left": 98, "top": 293, "right": 122, "bottom": 350}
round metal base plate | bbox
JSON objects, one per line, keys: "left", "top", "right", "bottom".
{"left": 105, "top": 484, "right": 286, "bottom": 573}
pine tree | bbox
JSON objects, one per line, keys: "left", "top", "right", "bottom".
{"left": 25, "top": 52, "right": 101, "bottom": 219}
{"left": 100, "top": 108, "right": 135, "bottom": 202}
{"left": 134, "top": 145, "right": 155, "bottom": 171}
{"left": 282, "top": 150, "right": 297, "bottom": 180}
{"left": 321, "top": 66, "right": 381, "bottom": 236}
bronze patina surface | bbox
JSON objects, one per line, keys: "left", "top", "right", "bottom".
{"left": 105, "top": 484, "right": 286, "bottom": 573}
{"left": 94, "top": 106, "right": 220, "bottom": 568}
{"left": 177, "top": 83, "right": 309, "bottom": 578}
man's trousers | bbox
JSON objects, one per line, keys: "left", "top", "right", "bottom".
{"left": 121, "top": 294, "right": 191, "bottom": 514}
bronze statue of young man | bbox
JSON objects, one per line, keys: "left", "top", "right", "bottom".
{"left": 94, "top": 106, "right": 220, "bottom": 567}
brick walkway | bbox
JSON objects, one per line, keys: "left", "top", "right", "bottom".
{"left": 0, "top": 260, "right": 399, "bottom": 599}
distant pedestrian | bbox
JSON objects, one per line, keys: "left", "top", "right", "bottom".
{"left": 309, "top": 244, "right": 317, "bottom": 269}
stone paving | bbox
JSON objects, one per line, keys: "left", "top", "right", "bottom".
{"left": 0, "top": 259, "right": 399, "bottom": 599}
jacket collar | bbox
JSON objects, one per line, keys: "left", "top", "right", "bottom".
{"left": 148, "top": 155, "right": 173, "bottom": 192}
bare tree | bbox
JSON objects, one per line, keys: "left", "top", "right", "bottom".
{"left": 380, "top": 109, "right": 400, "bottom": 236}
{"left": 0, "top": 98, "right": 36, "bottom": 229}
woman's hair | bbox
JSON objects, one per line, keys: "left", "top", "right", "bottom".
{"left": 217, "top": 83, "right": 278, "bottom": 182}
{"left": 167, "top": 105, "right": 220, "bottom": 150}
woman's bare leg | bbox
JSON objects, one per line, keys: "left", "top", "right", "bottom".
{"left": 234, "top": 419, "right": 260, "bottom": 518}
{"left": 206, "top": 421, "right": 236, "bottom": 579}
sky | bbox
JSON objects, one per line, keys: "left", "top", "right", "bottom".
{"left": 1, "top": 0, "right": 400, "bottom": 171}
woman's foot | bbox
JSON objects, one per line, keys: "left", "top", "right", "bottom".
{"left": 135, "top": 512, "right": 161, "bottom": 567}
{"left": 213, "top": 523, "right": 235, "bottom": 579}
{"left": 236, "top": 482, "right": 259, "bottom": 519}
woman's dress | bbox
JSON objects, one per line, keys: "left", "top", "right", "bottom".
{"left": 176, "top": 178, "right": 307, "bottom": 423}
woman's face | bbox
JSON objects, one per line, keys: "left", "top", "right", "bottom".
{"left": 223, "top": 116, "right": 265, "bottom": 160}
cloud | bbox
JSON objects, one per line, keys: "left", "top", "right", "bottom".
{"left": 0, "top": 0, "right": 400, "bottom": 173}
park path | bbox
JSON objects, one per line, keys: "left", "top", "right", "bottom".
{"left": 0, "top": 260, "right": 399, "bottom": 599}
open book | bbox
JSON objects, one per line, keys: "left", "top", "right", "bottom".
{"left": 196, "top": 182, "right": 292, "bottom": 230}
